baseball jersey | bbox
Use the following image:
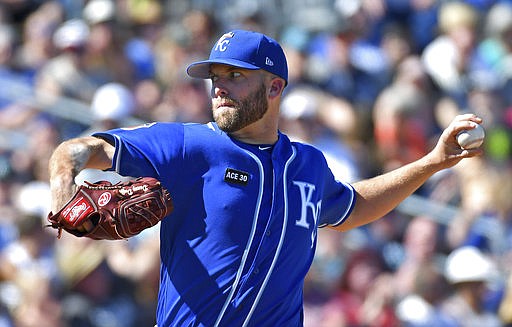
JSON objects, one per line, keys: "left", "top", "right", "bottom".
{"left": 94, "top": 122, "right": 356, "bottom": 327}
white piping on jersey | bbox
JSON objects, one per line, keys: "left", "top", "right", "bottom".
{"left": 242, "top": 146, "right": 297, "bottom": 327}
{"left": 206, "top": 122, "right": 217, "bottom": 131}
{"left": 113, "top": 135, "right": 123, "bottom": 173}
{"left": 214, "top": 149, "right": 265, "bottom": 327}
{"left": 318, "top": 181, "right": 355, "bottom": 228}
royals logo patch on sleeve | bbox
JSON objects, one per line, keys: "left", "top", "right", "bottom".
{"left": 224, "top": 168, "right": 249, "bottom": 185}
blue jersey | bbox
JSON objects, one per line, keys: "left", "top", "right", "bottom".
{"left": 94, "top": 122, "right": 356, "bottom": 327}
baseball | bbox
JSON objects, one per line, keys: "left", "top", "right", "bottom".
{"left": 75, "top": 168, "right": 134, "bottom": 186}
{"left": 456, "top": 123, "right": 485, "bottom": 149}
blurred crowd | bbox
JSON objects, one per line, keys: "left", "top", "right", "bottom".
{"left": 0, "top": 0, "right": 511, "bottom": 326}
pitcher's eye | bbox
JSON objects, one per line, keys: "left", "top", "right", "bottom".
{"left": 209, "top": 71, "right": 243, "bottom": 82}
{"left": 208, "top": 73, "right": 218, "bottom": 82}
{"left": 229, "top": 72, "right": 241, "bottom": 79}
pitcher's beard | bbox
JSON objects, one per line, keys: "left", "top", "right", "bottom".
{"left": 213, "top": 84, "right": 268, "bottom": 133}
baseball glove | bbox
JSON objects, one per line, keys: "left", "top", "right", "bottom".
{"left": 47, "top": 177, "right": 173, "bottom": 240}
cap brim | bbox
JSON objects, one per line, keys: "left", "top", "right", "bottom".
{"left": 187, "top": 58, "right": 260, "bottom": 79}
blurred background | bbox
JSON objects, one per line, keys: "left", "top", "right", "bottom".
{"left": 0, "top": 0, "right": 511, "bottom": 326}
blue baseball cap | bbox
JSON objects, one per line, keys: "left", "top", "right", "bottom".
{"left": 187, "top": 30, "right": 288, "bottom": 84}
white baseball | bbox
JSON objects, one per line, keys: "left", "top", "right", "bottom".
{"left": 75, "top": 168, "right": 134, "bottom": 186}
{"left": 456, "top": 123, "right": 485, "bottom": 149}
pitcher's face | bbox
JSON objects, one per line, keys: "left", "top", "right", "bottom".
{"left": 209, "top": 65, "right": 269, "bottom": 133}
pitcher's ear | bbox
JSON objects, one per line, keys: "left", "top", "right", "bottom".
{"left": 268, "top": 78, "right": 285, "bottom": 98}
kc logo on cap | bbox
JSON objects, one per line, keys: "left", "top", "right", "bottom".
{"left": 214, "top": 32, "right": 234, "bottom": 52}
